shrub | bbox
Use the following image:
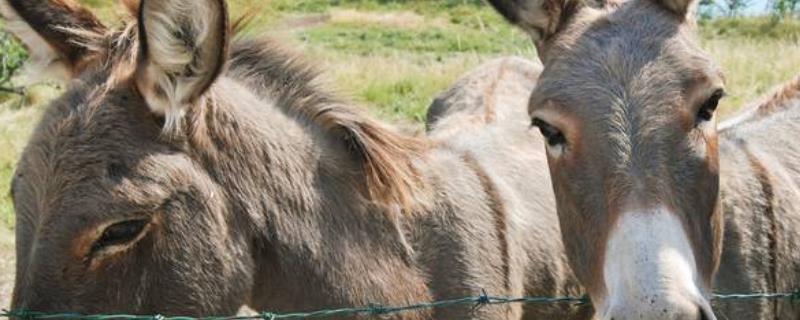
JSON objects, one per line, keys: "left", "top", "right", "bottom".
{"left": 0, "top": 30, "right": 28, "bottom": 101}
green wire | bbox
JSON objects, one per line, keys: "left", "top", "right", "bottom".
{"left": 3, "top": 290, "right": 797, "bottom": 320}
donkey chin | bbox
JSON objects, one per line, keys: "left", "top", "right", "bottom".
{"left": 599, "top": 206, "right": 716, "bottom": 320}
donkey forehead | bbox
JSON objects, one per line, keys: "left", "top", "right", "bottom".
{"left": 15, "top": 82, "right": 178, "bottom": 200}
{"left": 533, "top": 5, "right": 720, "bottom": 119}
{"left": 15, "top": 135, "right": 195, "bottom": 228}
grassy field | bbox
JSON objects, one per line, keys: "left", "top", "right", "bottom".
{"left": 0, "top": 1, "right": 798, "bottom": 267}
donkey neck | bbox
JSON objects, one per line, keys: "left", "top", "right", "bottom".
{"left": 189, "top": 74, "right": 410, "bottom": 242}
{"left": 716, "top": 86, "right": 800, "bottom": 310}
{"left": 182, "top": 47, "right": 429, "bottom": 310}
{"left": 720, "top": 79, "right": 800, "bottom": 186}
{"left": 185, "top": 39, "right": 418, "bottom": 238}
{"left": 718, "top": 88, "right": 800, "bottom": 238}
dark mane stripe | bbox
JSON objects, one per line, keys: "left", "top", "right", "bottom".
{"left": 461, "top": 152, "right": 511, "bottom": 292}
{"left": 742, "top": 145, "right": 780, "bottom": 317}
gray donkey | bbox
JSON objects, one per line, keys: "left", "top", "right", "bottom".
{"left": 3, "top": 0, "right": 591, "bottom": 318}
{"left": 485, "top": 0, "right": 800, "bottom": 318}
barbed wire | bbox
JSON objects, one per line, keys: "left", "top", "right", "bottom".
{"left": 3, "top": 289, "right": 798, "bottom": 320}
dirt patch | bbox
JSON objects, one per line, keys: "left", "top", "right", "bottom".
{"left": 277, "top": 10, "right": 447, "bottom": 31}
{"left": 278, "top": 14, "right": 330, "bottom": 30}
{"left": 329, "top": 9, "right": 431, "bottom": 29}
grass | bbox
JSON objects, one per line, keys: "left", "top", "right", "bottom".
{"left": 703, "top": 37, "right": 800, "bottom": 114}
{"left": 0, "top": 107, "right": 34, "bottom": 227}
{"left": 700, "top": 17, "right": 800, "bottom": 41}
{"left": 0, "top": 1, "right": 799, "bottom": 228}
{"left": 696, "top": 18, "right": 800, "bottom": 113}
{"left": 0, "top": 228, "right": 13, "bottom": 308}
{"left": 308, "top": 50, "right": 492, "bottom": 122}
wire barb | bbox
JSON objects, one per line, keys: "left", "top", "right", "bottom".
{"left": 367, "top": 303, "right": 389, "bottom": 316}
{"left": 575, "top": 294, "right": 591, "bottom": 306}
{"left": 477, "top": 289, "right": 490, "bottom": 305}
{"left": 470, "top": 289, "right": 491, "bottom": 313}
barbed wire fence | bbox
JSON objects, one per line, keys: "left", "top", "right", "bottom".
{"left": 2, "top": 289, "right": 798, "bottom": 319}
{"left": 1, "top": 8, "right": 800, "bottom": 320}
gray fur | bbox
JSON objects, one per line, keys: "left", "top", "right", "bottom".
{"left": 488, "top": 0, "right": 800, "bottom": 318}
{"left": 714, "top": 78, "right": 800, "bottom": 319}
{"left": 7, "top": 1, "right": 592, "bottom": 319}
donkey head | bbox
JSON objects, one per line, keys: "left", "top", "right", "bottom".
{"left": 6, "top": 0, "right": 253, "bottom": 315}
{"left": 488, "top": 0, "right": 724, "bottom": 319}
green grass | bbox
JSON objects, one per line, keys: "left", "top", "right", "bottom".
{"left": 306, "top": 50, "right": 492, "bottom": 121}
{"left": 0, "top": 24, "right": 27, "bottom": 103}
{"left": 0, "top": 1, "right": 799, "bottom": 227}
{"left": 267, "top": 0, "right": 487, "bottom": 14}
{"left": 0, "top": 105, "right": 41, "bottom": 227}
{"left": 300, "top": 23, "right": 528, "bottom": 55}
{"left": 700, "top": 17, "right": 800, "bottom": 41}
{"left": 703, "top": 37, "right": 800, "bottom": 115}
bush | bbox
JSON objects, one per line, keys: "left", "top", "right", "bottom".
{"left": 0, "top": 30, "right": 28, "bottom": 100}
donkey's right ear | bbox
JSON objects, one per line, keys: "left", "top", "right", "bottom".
{"left": 487, "top": 0, "right": 583, "bottom": 52}
{"left": 0, "top": 0, "right": 106, "bottom": 80}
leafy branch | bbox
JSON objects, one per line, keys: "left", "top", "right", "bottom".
{"left": 0, "top": 30, "right": 29, "bottom": 98}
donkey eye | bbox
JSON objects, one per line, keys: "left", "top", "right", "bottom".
{"left": 532, "top": 118, "right": 566, "bottom": 147}
{"left": 697, "top": 89, "right": 725, "bottom": 123}
{"left": 91, "top": 219, "right": 150, "bottom": 254}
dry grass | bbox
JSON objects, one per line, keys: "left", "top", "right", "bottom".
{"left": 329, "top": 9, "right": 431, "bottom": 29}
{"left": 704, "top": 37, "right": 800, "bottom": 116}
{"left": 306, "top": 49, "right": 494, "bottom": 122}
{"left": 0, "top": 230, "right": 13, "bottom": 309}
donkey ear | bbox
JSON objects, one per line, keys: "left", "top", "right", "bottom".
{"left": 486, "top": 0, "right": 583, "bottom": 53}
{"left": 0, "top": 0, "right": 106, "bottom": 79}
{"left": 136, "top": 0, "right": 229, "bottom": 126}
{"left": 653, "top": 0, "right": 698, "bottom": 17}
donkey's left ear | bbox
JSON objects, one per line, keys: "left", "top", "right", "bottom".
{"left": 136, "top": 0, "right": 229, "bottom": 123}
{"left": 654, "top": 0, "right": 699, "bottom": 18}
{"left": 486, "top": 0, "right": 584, "bottom": 58}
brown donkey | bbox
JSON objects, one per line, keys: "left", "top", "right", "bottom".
{"left": 4, "top": 0, "right": 588, "bottom": 318}
{"left": 486, "top": 0, "right": 800, "bottom": 318}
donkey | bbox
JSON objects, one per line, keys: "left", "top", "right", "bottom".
{"left": 485, "top": 0, "right": 800, "bottom": 318}
{"left": 3, "top": 0, "right": 590, "bottom": 318}
{"left": 713, "top": 78, "right": 800, "bottom": 320}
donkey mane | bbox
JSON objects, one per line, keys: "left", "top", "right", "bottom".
{"left": 752, "top": 75, "right": 800, "bottom": 117}
{"left": 49, "top": 5, "right": 427, "bottom": 208}
{"left": 721, "top": 75, "right": 800, "bottom": 131}
{"left": 226, "top": 39, "right": 427, "bottom": 207}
